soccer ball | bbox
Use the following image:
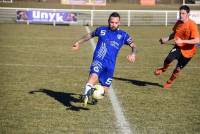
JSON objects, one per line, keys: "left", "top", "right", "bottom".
{"left": 92, "top": 84, "right": 105, "bottom": 100}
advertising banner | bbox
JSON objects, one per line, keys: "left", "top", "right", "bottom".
{"left": 16, "top": 10, "right": 77, "bottom": 24}
{"left": 61, "top": 0, "right": 106, "bottom": 6}
{"left": 190, "top": 11, "right": 200, "bottom": 24}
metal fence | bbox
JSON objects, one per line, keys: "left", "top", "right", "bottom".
{"left": 0, "top": 0, "right": 13, "bottom": 3}
{"left": 0, "top": 7, "right": 179, "bottom": 26}
{"left": 92, "top": 10, "right": 178, "bottom": 26}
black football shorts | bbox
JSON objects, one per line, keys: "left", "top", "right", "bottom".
{"left": 164, "top": 46, "right": 191, "bottom": 69}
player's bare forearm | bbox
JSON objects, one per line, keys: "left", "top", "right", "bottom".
{"left": 159, "top": 32, "right": 175, "bottom": 44}
{"left": 72, "top": 33, "right": 93, "bottom": 50}
{"left": 129, "top": 42, "right": 137, "bottom": 55}
{"left": 75, "top": 33, "right": 92, "bottom": 45}
{"left": 174, "top": 37, "right": 200, "bottom": 47}
{"left": 168, "top": 32, "right": 175, "bottom": 41}
{"left": 181, "top": 38, "right": 200, "bottom": 44}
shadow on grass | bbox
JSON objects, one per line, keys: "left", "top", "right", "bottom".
{"left": 113, "top": 77, "right": 162, "bottom": 88}
{"left": 29, "top": 89, "right": 89, "bottom": 111}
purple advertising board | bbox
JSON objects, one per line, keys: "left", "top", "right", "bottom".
{"left": 16, "top": 10, "right": 77, "bottom": 24}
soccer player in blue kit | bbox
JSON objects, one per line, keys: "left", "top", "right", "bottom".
{"left": 72, "top": 12, "right": 137, "bottom": 106}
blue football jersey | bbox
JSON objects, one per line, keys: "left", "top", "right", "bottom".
{"left": 90, "top": 26, "right": 133, "bottom": 87}
{"left": 91, "top": 26, "right": 133, "bottom": 65}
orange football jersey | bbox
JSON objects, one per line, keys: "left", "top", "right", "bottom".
{"left": 173, "top": 19, "right": 199, "bottom": 58}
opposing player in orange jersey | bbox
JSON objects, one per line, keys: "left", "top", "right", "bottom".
{"left": 154, "top": 5, "right": 200, "bottom": 89}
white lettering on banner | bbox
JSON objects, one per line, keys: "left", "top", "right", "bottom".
{"left": 32, "top": 11, "right": 40, "bottom": 18}
{"left": 41, "top": 12, "right": 48, "bottom": 19}
{"left": 56, "top": 13, "right": 63, "bottom": 22}
{"left": 49, "top": 12, "right": 55, "bottom": 21}
{"left": 32, "top": 11, "right": 63, "bottom": 22}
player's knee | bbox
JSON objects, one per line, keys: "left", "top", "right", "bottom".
{"left": 88, "top": 73, "right": 99, "bottom": 83}
{"left": 175, "top": 67, "right": 181, "bottom": 72}
{"left": 164, "top": 58, "right": 172, "bottom": 65}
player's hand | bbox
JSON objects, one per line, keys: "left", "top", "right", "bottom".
{"left": 127, "top": 54, "right": 136, "bottom": 63}
{"left": 72, "top": 42, "right": 80, "bottom": 50}
{"left": 159, "top": 37, "right": 168, "bottom": 44}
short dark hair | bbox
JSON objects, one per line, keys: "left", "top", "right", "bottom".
{"left": 179, "top": 5, "right": 190, "bottom": 13}
{"left": 108, "top": 12, "right": 120, "bottom": 22}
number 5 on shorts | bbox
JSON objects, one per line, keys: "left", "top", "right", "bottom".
{"left": 105, "top": 78, "right": 112, "bottom": 85}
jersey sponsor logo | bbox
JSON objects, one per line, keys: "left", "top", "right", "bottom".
{"left": 110, "top": 41, "right": 120, "bottom": 50}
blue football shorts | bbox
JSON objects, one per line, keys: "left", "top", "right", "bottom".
{"left": 90, "top": 60, "right": 114, "bottom": 87}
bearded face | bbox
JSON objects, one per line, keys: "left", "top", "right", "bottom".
{"left": 108, "top": 17, "right": 120, "bottom": 31}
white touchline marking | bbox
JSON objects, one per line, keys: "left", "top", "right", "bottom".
{"left": 0, "top": 63, "right": 87, "bottom": 69}
{"left": 85, "top": 26, "right": 133, "bottom": 134}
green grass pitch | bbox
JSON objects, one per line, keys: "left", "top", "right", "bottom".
{"left": 0, "top": 23, "right": 200, "bottom": 134}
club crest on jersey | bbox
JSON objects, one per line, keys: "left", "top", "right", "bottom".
{"left": 117, "top": 34, "right": 122, "bottom": 40}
